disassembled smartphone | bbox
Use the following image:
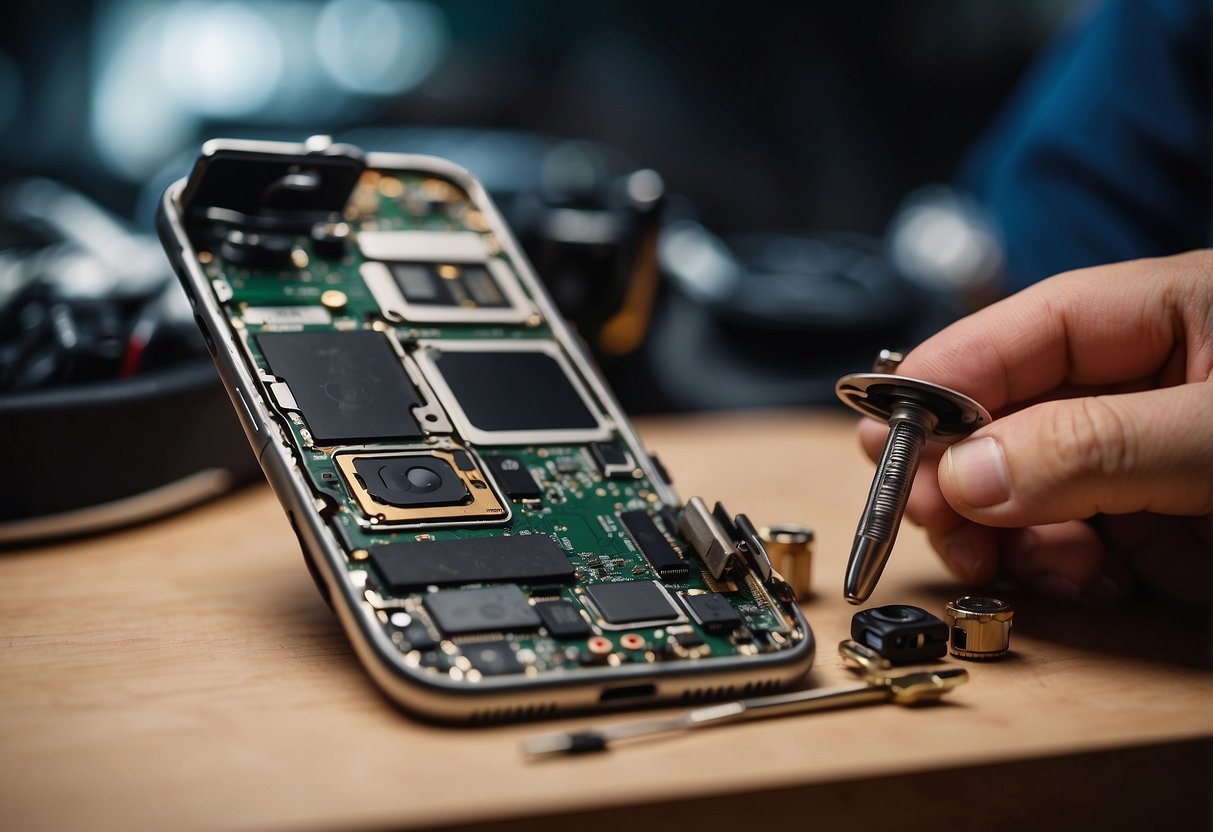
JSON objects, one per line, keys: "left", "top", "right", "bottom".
{"left": 157, "top": 137, "right": 815, "bottom": 722}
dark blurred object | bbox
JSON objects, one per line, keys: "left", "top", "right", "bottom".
{"left": 644, "top": 220, "right": 959, "bottom": 410}
{"left": 0, "top": 180, "right": 258, "bottom": 543}
{"left": 0, "top": 178, "right": 197, "bottom": 389}
{"left": 958, "top": 0, "right": 1212, "bottom": 291}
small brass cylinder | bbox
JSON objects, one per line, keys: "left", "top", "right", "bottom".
{"left": 759, "top": 524, "right": 815, "bottom": 600}
{"left": 945, "top": 596, "right": 1013, "bottom": 660}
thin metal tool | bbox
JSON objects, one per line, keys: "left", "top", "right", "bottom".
{"left": 835, "top": 350, "right": 991, "bottom": 604}
{"left": 521, "top": 663, "right": 968, "bottom": 757}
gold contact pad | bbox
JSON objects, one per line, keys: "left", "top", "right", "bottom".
{"left": 334, "top": 449, "right": 508, "bottom": 525}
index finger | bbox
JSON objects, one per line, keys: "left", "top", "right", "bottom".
{"left": 897, "top": 251, "right": 1213, "bottom": 413}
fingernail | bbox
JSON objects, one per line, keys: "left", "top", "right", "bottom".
{"left": 1031, "top": 574, "right": 1081, "bottom": 601}
{"left": 944, "top": 538, "right": 984, "bottom": 584}
{"left": 946, "top": 437, "right": 1011, "bottom": 508}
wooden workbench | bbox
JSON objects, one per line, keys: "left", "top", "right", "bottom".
{"left": 2, "top": 410, "right": 1210, "bottom": 831}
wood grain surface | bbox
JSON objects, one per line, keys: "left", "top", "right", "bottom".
{"left": 2, "top": 409, "right": 1210, "bottom": 831}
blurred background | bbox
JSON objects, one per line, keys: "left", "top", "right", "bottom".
{"left": 0, "top": 0, "right": 1081, "bottom": 400}
{"left": 11, "top": 0, "right": 1208, "bottom": 535}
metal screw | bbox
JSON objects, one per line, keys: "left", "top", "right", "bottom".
{"left": 835, "top": 351, "right": 991, "bottom": 604}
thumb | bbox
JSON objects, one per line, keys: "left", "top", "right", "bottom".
{"left": 938, "top": 382, "right": 1213, "bottom": 526}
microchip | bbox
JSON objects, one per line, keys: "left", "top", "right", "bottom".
{"left": 415, "top": 342, "right": 608, "bottom": 445}
{"left": 389, "top": 262, "right": 510, "bottom": 309}
{"left": 682, "top": 593, "right": 742, "bottom": 633}
{"left": 591, "top": 442, "right": 634, "bottom": 479}
{"left": 256, "top": 331, "right": 423, "bottom": 443}
{"left": 673, "top": 630, "right": 705, "bottom": 649}
{"left": 584, "top": 581, "right": 682, "bottom": 626}
{"left": 620, "top": 510, "right": 688, "bottom": 579}
{"left": 462, "top": 640, "right": 525, "bottom": 676}
{"left": 423, "top": 584, "right": 542, "bottom": 636}
{"left": 535, "top": 600, "right": 592, "bottom": 639}
{"left": 486, "top": 456, "right": 543, "bottom": 500}
{"left": 369, "top": 535, "right": 574, "bottom": 590}
{"left": 399, "top": 621, "right": 439, "bottom": 652}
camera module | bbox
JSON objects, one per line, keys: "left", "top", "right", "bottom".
{"left": 353, "top": 457, "right": 470, "bottom": 508}
{"left": 334, "top": 448, "right": 509, "bottom": 528}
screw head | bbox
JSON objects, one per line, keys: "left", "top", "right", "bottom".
{"left": 835, "top": 372, "right": 991, "bottom": 443}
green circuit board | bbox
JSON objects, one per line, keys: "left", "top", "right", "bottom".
{"left": 187, "top": 162, "right": 805, "bottom": 684}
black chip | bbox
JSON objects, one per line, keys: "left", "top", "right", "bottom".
{"left": 432, "top": 349, "right": 599, "bottom": 432}
{"left": 256, "top": 331, "right": 423, "bottom": 443}
{"left": 451, "top": 450, "right": 476, "bottom": 471}
{"left": 535, "top": 600, "right": 592, "bottom": 639}
{"left": 620, "top": 510, "right": 688, "bottom": 579}
{"left": 673, "top": 630, "right": 704, "bottom": 649}
{"left": 462, "top": 641, "right": 525, "bottom": 676}
{"left": 683, "top": 593, "right": 743, "bottom": 632}
{"left": 369, "top": 534, "right": 574, "bottom": 590}
{"left": 400, "top": 622, "right": 439, "bottom": 652}
{"left": 423, "top": 584, "right": 541, "bottom": 636}
{"left": 590, "top": 442, "right": 633, "bottom": 478}
{"left": 389, "top": 263, "right": 509, "bottom": 309}
{"left": 584, "top": 581, "right": 681, "bottom": 625}
{"left": 486, "top": 455, "right": 543, "bottom": 500}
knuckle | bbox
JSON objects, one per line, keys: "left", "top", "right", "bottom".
{"left": 1047, "top": 397, "right": 1134, "bottom": 481}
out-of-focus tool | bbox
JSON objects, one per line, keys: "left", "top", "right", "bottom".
{"left": 945, "top": 596, "right": 1014, "bottom": 660}
{"left": 521, "top": 651, "right": 967, "bottom": 757}
{"left": 836, "top": 350, "right": 991, "bottom": 604}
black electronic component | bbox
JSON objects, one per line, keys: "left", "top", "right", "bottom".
{"left": 399, "top": 621, "right": 439, "bottom": 652}
{"left": 535, "top": 600, "right": 593, "bottom": 639}
{"left": 619, "top": 510, "right": 688, "bottom": 579}
{"left": 672, "top": 630, "right": 704, "bottom": 649}
{"left": 584, "top": 581, "right": 681, "bottom": 626}
{"left": 423, "top": 584, "right": 542, "bottom": 636}
{"left": 648, "top": 452, "right": 672, "bottom": 485}
{"left": 368, "top": 535, "right": 574, "bottom": 590}
{"left": 218, "top": 228, "right": 295, "bottom": 269}
{"left": 310, "top": 221, "right": 348, "bottom": 259}
{"left": 486, "top": 456, "right": 543, "bottom": 500}
{"left": 683, "top": 593, "right": 743, "bottom": 633}
{"left": 430, "top": 348, "right": 599, "bottom": 433}
{"left": 451, "top": 450, "right": 476, "bottom": 471}
{"left": 850, "top": 605, "right": 948, "bottom": 664}
{"left": 256, "top": 331, "right": 423, "bottom": 443}
{"left": 461, "top": 641, "right": 526, "bottom": 676}
{"left": 530, "top": 583, "right": 565, "bottom": 598}
{"left": 352, "top": 456, "right": 469, "bottom": 508}
{"left": 390, "top": 262, "right": 509, "bottom": 309}
{"left": 590, "top": 441, "right": 634, "bottom": 479}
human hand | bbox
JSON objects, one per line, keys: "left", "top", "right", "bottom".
{"left": 858, "top": 251, "right": 1213, "bottom": 603}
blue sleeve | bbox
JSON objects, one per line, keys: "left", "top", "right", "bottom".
{"left": 959, "top": 0, "right": 1212, "bottom": 293}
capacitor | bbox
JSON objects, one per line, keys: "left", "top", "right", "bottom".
{"left": 945, "top": 596, "right": 1014, "bottom": 660}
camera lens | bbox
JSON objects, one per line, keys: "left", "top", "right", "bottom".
{"left": 402, "top": 465, "right": 443, "bottom": 493}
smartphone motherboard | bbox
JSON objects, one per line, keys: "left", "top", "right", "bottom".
{"left": 158, "top": 138, "right": 814, "bottom": 720}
